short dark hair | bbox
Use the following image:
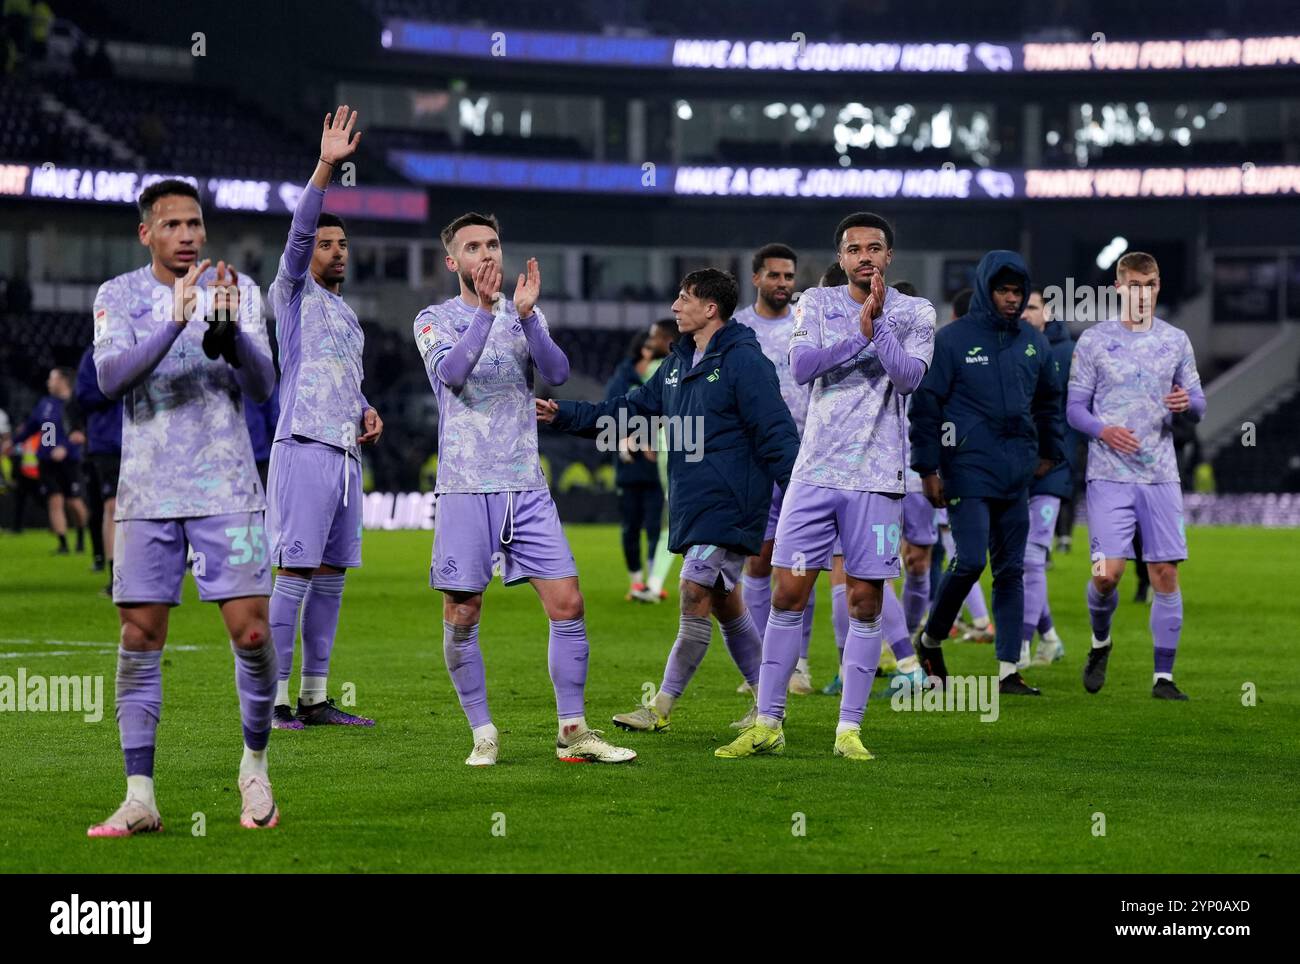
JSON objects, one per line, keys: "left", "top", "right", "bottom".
{"left": 317, "top": 212, "right": 347, "bottom": 235}
{"left": 137, "top": 178, "right": 200, "bottom": 222}
{"left": 820, "top": 260, "right": 847, "bottom": 287}
{"left": 53, "top": 366, "right": 75, "bottom": 386}
{"left": 833, "top": 212, "right": 894, "bottom": 251}
{"left": 952, "top": 287, "right": 973, "bottom": 317}
{"left": 751, "top": 243, "right": 798, "bottom": 275}
{"left": 891, "top": 280, "right": 918, "bottom": 298}
{"left": 440, "top": 212, "right": 500, "bottom": 252}
{"left": 652, "top": 318, "right": 679, "bottom": 339}
{"left": 680, "top": 268, "right": 738, "bottom": 321}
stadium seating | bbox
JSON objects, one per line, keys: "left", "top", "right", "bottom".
{"left": 1212, "top": 376, "right": 1300, "bottom": 493}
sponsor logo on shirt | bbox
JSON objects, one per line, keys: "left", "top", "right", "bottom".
{"left": 964, "top": 346, "right": 990, "bottom": 365}
{"left": 664, "top": 365, "right": 681, "bottom": 387}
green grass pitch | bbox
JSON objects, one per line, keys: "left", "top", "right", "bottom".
{"left": 2, "top": 524, "right": 1295, "bottom": 873}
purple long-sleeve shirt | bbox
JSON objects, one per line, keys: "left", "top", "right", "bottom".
{"left": 414, "top": 295, "right": 566, "bottom": 494}
{"left": 788, "top": 284, "right": 935, "bottom": 493}
{"left": 92, "top": 264, "right": 273, "bottom": 520}
{"left": 269, "top": 182, "right": 370, "bottom": 459}
{"left": 1067, "top": 317, "right": 1205, "bottom": 484}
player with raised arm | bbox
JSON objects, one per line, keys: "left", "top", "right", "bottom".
{"left": 415, "top": 213, "right": 635, "bottom": 766}
{"left": 716, "top": 213, "right": 935, "bottom": 762}
{"left": 1068, "top": 252, "right": 1204, "bottom": 699}
{"left": 88, "top": 178, "right": 279, "bottom": 835}
{"left": 266, "top": 105, "right": 383, "bottom": 730}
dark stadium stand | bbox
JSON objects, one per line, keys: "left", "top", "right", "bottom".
{"left": 0, "top": 78, "right": 121, "bottom": 168}
{"left": 40, "top": 76, "right": 316, "bottom": 182}
{"left": 1213, "top": 377, "right": 1300, "bottom": 494}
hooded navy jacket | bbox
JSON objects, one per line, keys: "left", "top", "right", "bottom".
{"left": 909, "top": 251, "right": 1064, "bottom": 499}
{"left": 1030, "top": 316, "right": 1076, "bottom": 499}
{"left": 550, "top": 319, "right": 799, "bottom": 556}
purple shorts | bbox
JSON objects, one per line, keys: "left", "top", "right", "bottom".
{"left": 1087, "top": 480, "right": 1187, "bottom": 563}
{"left": 1028, "top": 494, "right": 1061, "bottom": 549}
{"left": 431, "top": 488, "right": 577, "bottom": 592}
{"left": 902, "top": 492, "right": 937, "bottom": 547}
{"left": 113, "top": 510, "right": 272, "bottom": 606}
{"left": 772, "top": 480, "right": 902, "bottom": 580}
{"left": 681, "top": 544, "right": 747, "bottom": 592}
{"left": 763, "top": 481, "right": 783, "bottom": 542}
{"left": 267, "top": 438, "right": 363, "bottom": 570}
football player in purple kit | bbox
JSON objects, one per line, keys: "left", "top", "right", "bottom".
{"left": 266, "top": 106, "right": 383, "bottom": 730}
{"left": 717, "top": 212, "right": 936, "bottom": 761}
{"left": 1068, "top": 252, "right": 1205, "bottom": 700}
{"left": 414, "top": 213, "right": 635, "bottom": 766}
{"left": 733, "top": 243, "right": 821, "bottom": 695}
{"left": 88, "top": 178, "right": 279, "bottom": 835}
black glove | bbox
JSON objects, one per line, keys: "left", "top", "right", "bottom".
{"left": 202, "top": 312, "right": 241, "bottom": 368}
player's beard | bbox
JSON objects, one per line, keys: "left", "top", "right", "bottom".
{"left": 760, "top": 290, "right": 790, "bottom": 314}
{"left": 460, "top": 269, "right": 477, "bottom": 295}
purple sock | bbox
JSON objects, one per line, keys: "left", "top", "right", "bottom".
{"left": 839, "top": 615, "right": 884, "bottom": 726}
{"left": 661, "top": 614, "right": 712, "bottom": 697}
{"left": 301, "top": 572, "right": 345, "bottom": 679}
{"left": 548, "top": 617, "right": 589, "bottom": 719}
{"left": 1088, "top": 581, "right": 1118, "bottom": 640}
{"left": 800, "top": 584, "right": 816, "bottom": 660}
{"left": 742, "top": 573, "right": 771, "bottom": 641}
{"left": 757, "top": 608, "right": 804, "bottom": 722}
{"left": 1038, "top": 600, "right": 1054, "bottom": 635}
{"left": 719, "top": 610, "right": 761, "bottom": 688}
{"left": 831, "top": 584, "right": 849, "bottom": 665}
{"left": 1023, "top": 543, "right": 1048, "bottom": 635}
{"left": 116, "top": 647, "right": 162, "bottom": 778}
{"left": 902, "top": 569, "right": 929, "bottom": 634}
{"left": 965, "top": 581, "right": 989, "bottom": 622}
{"left": 269, "top": 574, "right": 308, "bottom": 684}
{"left": 443, "top": 621, "right": 491, "bottom": 728}
{"left": 232, "top": 639, "right": 277, "bottom": 751}
{"left": 1151, "top": 589, "right": 1182, "bottom": 675}
{"left": 881, "top": 584, "right": 914, "bottom": 659}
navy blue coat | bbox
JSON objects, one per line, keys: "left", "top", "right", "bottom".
{"left": 603, "top": 356, "right": 661, "bottom": 488}
{"left": 909, "top": 250, "right": 1065, "bottom": 499}
{"left": 74, "top": 345, "right": 122, "bottom": 456}
{"left": 551, "top": 319, "right": 799, "bottom": 556}
{"left": 1030, "top": 317, "right": 1076, "bottom": 499}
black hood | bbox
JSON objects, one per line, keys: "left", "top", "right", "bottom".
{"left": 969, "top": 249, "right": 1032, "bottom": 331}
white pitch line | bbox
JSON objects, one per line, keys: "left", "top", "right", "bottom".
{"left": 0, "top": 642, "right": 204, "bottom": 658}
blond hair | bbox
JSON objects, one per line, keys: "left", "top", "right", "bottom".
{"left": 1117, "top": 251, "right": 1158, "bottom": 279}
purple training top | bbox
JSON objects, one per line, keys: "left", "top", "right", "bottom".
{"left": 269, "top": 182, "right": 369, "bottom": 459}
{"left": 93, "top": 264, "right": 274, "bottom": 520}
{"left": 414, "top": 294, "right": 569, "bottom": 494}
